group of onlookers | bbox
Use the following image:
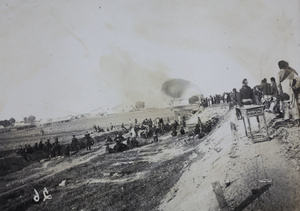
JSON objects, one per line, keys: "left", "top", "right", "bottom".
{"left": 17, "top": 132, "right": 95, "bottom": 162}
{"left": 201, "top": 60, "right": 300, "bottom": 126}
{"left": 232, "top": 60, "right": 300, "bottom": 126}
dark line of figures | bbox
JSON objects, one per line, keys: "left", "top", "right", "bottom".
{"left": 16, "top": 132, "right": 94, "bottom": 162}
{"left": 106, "top": 116, "right": 219, "bottom": 153}
{"left": 17, "top": 113, "right": 220, "bottom": 162}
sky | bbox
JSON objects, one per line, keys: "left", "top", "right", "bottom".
{"left": 0, "top": 0, "right": 300, "bottom": 121}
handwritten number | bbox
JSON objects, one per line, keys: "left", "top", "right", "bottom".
{"left": 33, "top": 189, "right": 40, "bottom": 202}
{"left": 33, "top": 188, "right": 52, "bottom": 202}
{"left": 43, "top": 187, "right": 52, "bottom": 201}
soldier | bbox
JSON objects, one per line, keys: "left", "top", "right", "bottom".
{"left": 106, "top": 135, "right": 113, "bottom": 143}
{"left": 149, "top": 118, "right": 153, "bottom": 128}
{"left": 54, "top": 138, "right": 62, "bottom": 156}
{"left": 180, "top": 127, "right": 185, "bottom": 135}
{"left": 153, "top": 132, "right": 159, "bottom": 143}
{"left": 45, "top": 139, "right": 52, "bottom": 158}
{"left": 85, "top": 132, "right": 93, "bottom": 150}
{"left": 34, "top": 142, "right": 39, "bottom": 150}
{"left": 17, "top": 145, "right": 29, "bottom": 161}
{"left": 194, "top": 124, "right": 200, "bottom": 136}
{"left": 171, "top": 129, "right": 177, "bottom": 137}
{"left": 92, "top": 125, "right": 96, "bottom": 132}
{"left": 65, "top": 145, "right": 70, "bottom": 156}
{"left": 131, "top": 137, "right": 139, "bottom": 148}
{"left": 71, "top": 135, "right": 80, "bottom": 152}
{"left": 105, "top": 143, "right": 114, "bottom": 153}
{"left": 127, "top": 137, "right": 132, "bottom": 148}
{"left": 38, "top": 140, "right": 45, "bottom": 150}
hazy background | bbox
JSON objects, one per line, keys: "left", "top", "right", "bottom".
{"left": 0, "top": 0, "right": 299, "bottom": 121}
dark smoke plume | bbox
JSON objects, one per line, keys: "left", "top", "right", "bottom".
{"left": 161, "top": 79, "right": 192, "bottom": 98}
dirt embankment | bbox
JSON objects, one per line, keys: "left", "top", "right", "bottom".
{"left": 160, "top": 108, "right": 300, "bottom": 211}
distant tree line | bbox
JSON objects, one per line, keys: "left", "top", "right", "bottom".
{"left": 24, "top": 115, "right": 36, "bottom": 124}
{"left": 0, "top": 118, "right": 16, "bottom": 127}
{"left": 0, "top": 115, "right": 36, "bottom": 128}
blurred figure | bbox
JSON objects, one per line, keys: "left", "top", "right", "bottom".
{"left": 261, "top": 78, "right": 272, "bottom": 110}
{"left": 71, "top": 135, "right": 79, "bottom": 152}
{"left": 269, "top": 77, "right": 279, "bottom": 113}
{"left": 85, "top": 132, "right": 93, "bottom": 150}
{"left": 240, "top": 79, "right": 254, "bottom": 106}
{"left": 277, "top": 60, "right": 299, "bottom": 125}
{"left": 180, "top": 127, "right": 185, "bottom": 135}
{"left": 230, "top": 88, "right": 240, "bottom": 109}
{"left": 270, "top": 77, "right": 279, "bottom": 96}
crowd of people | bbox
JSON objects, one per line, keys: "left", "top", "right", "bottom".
{"left": 18, "top": 60, "right": 299, "bottom": 161}
{"left": 17, "top": 132, "right": 95, "bottom": 162}
{"left": 105, "top": 133, "right": 139, "bottom": 153}
{"left": 201, "top": 60, "right": 300, "bottom": 126}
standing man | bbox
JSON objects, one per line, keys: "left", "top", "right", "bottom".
{"left": 85, "top": 131, "right": 93, "bottom": 150}
{"left": 230, "top": 88, "right": 240, "bottom": 108}
{"left": 129, "top": 119, "right": 132, "bottom": 128}
{"left": 260, "top": 78, "right": 272, "bottom": 99}
{"left": 269, "top": 77, "right": 279, "bottom": 113}
{"left": 270, "top": 77, "right": 279, "bottom": 96}
{"left": 240, "top": 79, "right": 254, "bottom": 106}
{"left": 71, "top": 135, "right": 79, "bottom": 152}
{"left": 261, "top": 78, "right": 272, "bottom": 110}
{"left": 197, "top": 117, "right": 203, "bottom": 131}
{"left": 277, "top": 60, "right": 299, "bottom": 124}
{"left": 177, "top": 114, "right": 181, "bottom": 125}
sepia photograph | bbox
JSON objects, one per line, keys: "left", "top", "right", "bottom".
{"left": 1, "top": 0, "right": 300, "bottom": 210}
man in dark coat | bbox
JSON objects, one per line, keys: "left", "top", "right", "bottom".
{"left": 180, "top": 127, "right": 185, "bottom": 135}
{"left": 270, "top": 77, "right": 279, "bottom": 96}
{"left": 85, "top": 132, "right": 93, "bottom": 150}
{"left": 71, "top": 135, "right": 80, "bottom": 152}
{"left": 240, "top": 79, "right": 254, "bottom": 106}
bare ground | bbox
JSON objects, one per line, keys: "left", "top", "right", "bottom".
{"left": 1, "top": 105, "right": 300, "bottom": 211}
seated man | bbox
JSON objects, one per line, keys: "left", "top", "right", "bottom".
{"left": 126, "top": 137, "right": 132, "bottom": 147}
{"left": 105, "top": 144, "right": 114, "bottom": 153}
{"left": 194, "top": 124, "right": 200, "bottom": 135}
{"left": 114, "top": 133, "right": 125, "bottom": 142}
{"left": 113, "top": 140, "right": 128, "bottom": 152}
{"left": 131, "top": 137, "right": 139, "bottom": 148}
{"left": 240, "top": 79, "right": 254, "bottom": 106}
{"left": 153, "top": 134, "right": 159, "bottom": 143}
{"left": 180, "top": 127, "right": 185, "bottom": 135}
{"left": 171, "top": 129, "right": 177, "bottom": 137}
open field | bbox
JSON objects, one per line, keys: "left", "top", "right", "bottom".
{"left": 0, "top": 108, "right": 176, "bottom": 151}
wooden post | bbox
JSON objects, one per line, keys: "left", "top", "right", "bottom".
{"left": 262, "top": 114, "right": 270, "bottom": 140}
{"left": 246, "top": 117, "right": 254, "bottom": 141}
{"left": 212, "top": 181, "right": 229, "bottom": 211}
{"left": 242, "top": 117, "right": 248, "bottom": 136}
